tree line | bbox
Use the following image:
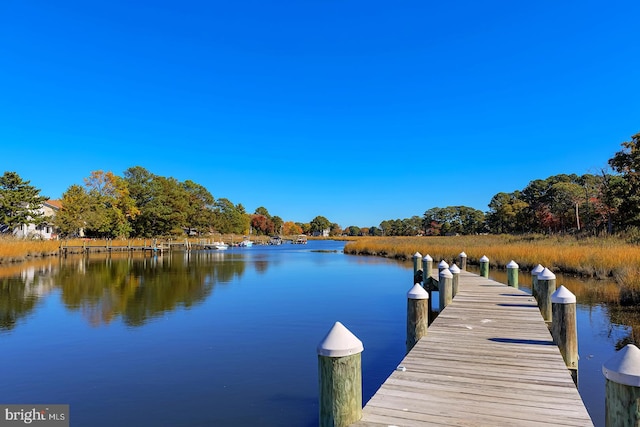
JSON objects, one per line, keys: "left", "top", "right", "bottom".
{"left": 0, "top": 166, "right": 331, "bottom": 239}
{"left": 349, "top": 132, "right": 640, "bottom": 237}
{"left": 1, "top": 132, "right": 639, "bottom": 239}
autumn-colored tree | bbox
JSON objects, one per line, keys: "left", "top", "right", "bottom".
{"left": 329, "top": 223, "right": 342, "bottom": 236}
{"left": 282, "top": 221, "right": 302, "bottom": 235}
{"left": 251, "top": 214, "right": 274, "bottom": 235}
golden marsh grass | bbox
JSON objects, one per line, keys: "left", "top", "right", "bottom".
{"left": 344, "top": 235, "right": 640, "bottom": 292}
{"left": 3, "top": 234, "right": 640, "bottom": 299}
{"left": 0, "top": 236, "right": 59, "bottom": 262}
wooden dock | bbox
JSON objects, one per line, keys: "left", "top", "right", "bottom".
{"left": 59, "top": 241, "right": 171, "bottom": 255}
{"left": 352, "top": 270, "right": 594, "bottom": 426}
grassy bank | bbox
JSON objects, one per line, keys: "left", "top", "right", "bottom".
{"left": 0, "top": 234, "right": 311, "bottom": 264}
{"left": 343, "top": 235, "right": 640, "bottom": 292}
{"left": 0, "top": 237, "right": 60, "bottom": 264}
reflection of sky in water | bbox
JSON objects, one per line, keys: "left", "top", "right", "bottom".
{"left": 0, "top": 241, "right": 627, "bottom": 426}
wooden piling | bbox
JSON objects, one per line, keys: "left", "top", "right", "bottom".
{"left": 406, "top": 283, "right": 429, "bottom": 354}
{"left": 552, "top": 285, "right": 578, "bottom": 384}
{"left": 438, "top": 260, "right": 449, "bottom": 274}
{"left": 421, "top": 254, "right": 435, "bottom": 323}
{"left": 507, "top": 260, "right": 519, "bottom": 288}
{"left": 318, "top": 322, "right": 364, "bottom": 427}
{"left": 458, "top": 251, "right": 467, "bottom": 270}
{"left": 479, "top": 255, "right": 489, "bottom": 278}
{"left": 449, "top": 264, "right": 460, "bottom": 298}
{"left": 422, "top": 254, "right": 433, "bottom": 285}
{"left": 602, "top": 344, "right": 640, "bottom": 427}
{"left": 412, "top": 252, "right": 422, "bottom": 279}
{"left": 439, "top": 268, "right": 453, "bottom": 311}
{"left": 537, "top": 268, "right": 556, "bottom": 323}
{"left": 531, "top": 264, "right": 544, "bottom": 299}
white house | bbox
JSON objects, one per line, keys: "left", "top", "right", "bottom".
{"left": 10, "top": 199, "right": 61, "bottom": 240}
{"left": 312, "top": 228, "right": 330, "bottom": 237}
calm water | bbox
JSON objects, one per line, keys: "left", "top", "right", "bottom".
{"left": 0, "top": 241, "right": 632, "bottom": 426}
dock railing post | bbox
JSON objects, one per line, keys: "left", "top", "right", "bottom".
{"left": 602, "top": 344, "right": 640, "bottom": 427}
{"left": 458, "top": 251, "right": 467, "bottom": 270}
{"left": 407, "top": 283, "right": 429, "bottom": 354}
{"left": 479, "top": 255, "right": 489, "bottom": 278}
{"left": 449, "top": 264, "right": 460, "bottom": 298}
{"left": 318, "top": 322, "right": 364, "bottom": 427}
{"left": 537, "top": 268, "right": 556, "bottom": 323}
{"left": 551, "top": 286, "right": 578, "bottom": 384}
{"left": 413, "top": 252, "right": 422, "bottom": 283}
{"left": 531, "top": 264, "right": 544, "bottom": 299}
{"left": 439, "top": 268, "right": 453, "bottom": 311}
{"left": 507, "top": 260, "right": 519, "bottom": 288}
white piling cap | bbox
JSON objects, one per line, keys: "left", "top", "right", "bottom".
{"left": 423, "top": 254, "right": 433, "bottom": 261}
{"left": 449, "top": 264, "right": 461, "bottom": 274}
{"left": 531, "top": 264, "right": 545, "bottom": 275}
{"left": 413, "top": 252, "right": 422, "bottom": 259}
{"left": 480, "top": 255, "right": 489, "bottom": 262}
{"left": 603, "top": 344, "right": 640, "bottom": 387}
{"left": 507, "top": 260, "right": 519, "bottom": 269}
{"left": 551, "top": 285, "right": 576, "bottom": 304}
{"left": 317, "top": 322, "right": 364, "bottom": 357}
{"left": 440, "top": 268, "right": 453, "bottom": 279}
{"left": 538, "top": 268, "right": 556, "bottom": 280}
{"left": 438, "top": 260, "right": 449, "bottom": 269}
{"left": 407, "top": 283, "right": 429, "bottom": 300}
{"left": 459, "top": 251, "right": 467, "bottom": 258}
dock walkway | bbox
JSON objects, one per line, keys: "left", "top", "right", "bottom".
{"left": 352, "top": 270, "right": 593, "bottom": 426}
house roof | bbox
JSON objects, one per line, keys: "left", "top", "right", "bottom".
{"left": 45, "top": 199, "right": 62, "bottom": 210}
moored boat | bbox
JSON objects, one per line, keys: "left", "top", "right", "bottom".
{"left": 238, "top": 238, "right": 253, "bottom": 247}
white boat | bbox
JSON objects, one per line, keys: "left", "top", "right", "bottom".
{"left": 206, "top": 241, "right": 228, "bottom": 250}
{"left": 238, "top": 238, "right": 253, "bottom": 247}
{"left": 269, "top": 236, "right": 283, "bottom": 245}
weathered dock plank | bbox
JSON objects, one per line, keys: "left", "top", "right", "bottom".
{"left": 352, "top": 270, "right": 593, "bottom": 426}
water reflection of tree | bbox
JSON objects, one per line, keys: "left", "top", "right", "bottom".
{"left": 564, "top": 276, "right": 640, "bottom": 349}
{"left": 605, "top": 305, "right": 640, "bottom": 350}
{"left": 58, "top": 252, "right": 247, "bottom": 327}
{"left": 0, "top": 262, "right": 58, "bottom": 332}
{"left": 0, "top": 277, "right": 40, "bottom": 331}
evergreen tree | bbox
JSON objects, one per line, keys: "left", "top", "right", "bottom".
{"left": 0, "top": 172, "right": 48, "bottom": 234}
{"left": 609, "top": 132, "right": 640, "bottom": 230}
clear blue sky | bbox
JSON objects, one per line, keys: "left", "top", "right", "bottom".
{"left": 1, "top": 1, "right": 638, "bottom": 228}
